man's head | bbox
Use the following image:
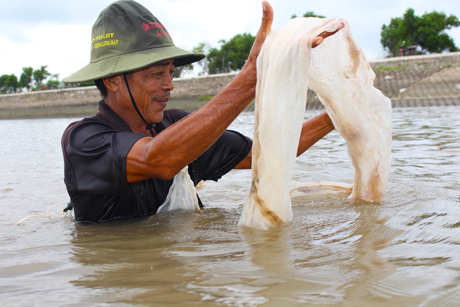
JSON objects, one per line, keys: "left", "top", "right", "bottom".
{"left": 63, "top": 0, "right": 204, "bottom": 133}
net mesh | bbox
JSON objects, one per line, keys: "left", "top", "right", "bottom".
{"left": 239, "top": 17, "right": 392, "bottom": 229}
{"left": 156, "top": 166, "right": 200, "bottom": 213}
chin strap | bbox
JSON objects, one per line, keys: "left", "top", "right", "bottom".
{"left": 123, "top": 74, "right": 205, "bottom": 208}
{"left": 123, "top": 73, "right": 156, "bottom": 137}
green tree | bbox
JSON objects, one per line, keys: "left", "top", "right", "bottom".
{"left": 19, "top": 67, "right": 33, "bottom": 90}
{"left": 47, "top": 73, "right": 61, "bottom": 89}
{"left": 291, "top": 11, "right": 325, "bottom": 19}
{"left": 7, "top": 74, "right": 19, "bottom": 92}
{"left": 381, "top": 8, "right": 459, "bottom": 56}
{"left": 173, "top": 62, "right": 194, "bottom": 78}
{"left": 207, "top": 45, "right": 225, "bottom": 74}
{"left": 417, "top": 11, "right": 460, "bottom": 53}
{"left": 0, "top": 74, "right": 19, "bottom": 93}
{"left": 192, "top": 42, "right": 211, "bottom": 76}
{"left": 33, "top": 65, "right": 51, "bottom": 88}
{"left": 0, "top": 74, "right": 9, "bottom": 93}
{"left": 207, "top": 33, "right": 255, "bottom": 74}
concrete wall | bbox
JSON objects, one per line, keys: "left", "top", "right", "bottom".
{"left": 1, "top": 52, "right": 459, "bottom": 119}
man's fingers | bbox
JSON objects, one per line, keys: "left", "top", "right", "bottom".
{"left": 312, "top": 22, "right": 345, "bottom": 48}
{"left": 249, "top": 1, "right": 274, "bottom": 57}
{"left": 318, "top": 22, "right": 345, "bottom": 39}
{"left": 311, "top": 37, "right": 324, "bottom": 48}
{"left": 259, "top": 1, "right": 274, "bottom": 39}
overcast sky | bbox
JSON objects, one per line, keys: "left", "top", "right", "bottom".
{"left": 1, "top": 0, "right": 459, "bottom": 80}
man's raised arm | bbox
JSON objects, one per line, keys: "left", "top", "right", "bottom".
{"left": 126, "top": 1, "right": 274, "bottom": 182}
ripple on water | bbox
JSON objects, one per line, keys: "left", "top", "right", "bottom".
{"left": 0, "top": 107, "right": 459, "bottom": 306}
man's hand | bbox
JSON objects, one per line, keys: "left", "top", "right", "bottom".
{"left": 243, "top": 1, "right": 274, "bottom": 75}
{"left": 312, "top": 22, "right": 345, "bottom": 48}
{"left": 242, "top": 2, "right": 344, "bottom": 84}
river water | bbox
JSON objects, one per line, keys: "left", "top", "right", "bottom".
{"left": 0, "top": 106, "right": 459, "bottom": 306}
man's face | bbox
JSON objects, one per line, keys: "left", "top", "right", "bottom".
{"left": 124, "top": 59, "right": 175, "bottom": 124}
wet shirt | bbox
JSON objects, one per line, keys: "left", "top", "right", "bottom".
{"left": 62, "top": 101, "right": 252, "bottom": 223}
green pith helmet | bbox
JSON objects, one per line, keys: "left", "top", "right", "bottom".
{"left": 63, "top": 0, "right": 205, "bottom": 83}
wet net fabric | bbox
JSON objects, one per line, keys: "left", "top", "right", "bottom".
{"left": 239, "top": 18, "right": 392, "bottom": 229}
{"left": 157, "top": 166, "right": 200, "bottom": 213}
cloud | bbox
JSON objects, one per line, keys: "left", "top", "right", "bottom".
{"left": 0, "top": 0, "right": 111, "bottom": 25}
{"left": 1, "top": 0, "right": 459, "bottom": 78}
{"left": 0, "top": 0, "right": 112, "bottom": 44}
{"left": 0, "top": 24, "right": 91, "bottom": 78}
{"left": 140, "top": 0, "right": 263, "bottom": 50}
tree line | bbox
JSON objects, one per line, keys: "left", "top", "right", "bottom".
{"left": 1, "top": 8, "right": 458, "bottom": 94}
{"left": 180, "top": 8, "right": 459, "bottom": 77}
{"left": 0, "top": 66, "right": 61, "bottom": 94}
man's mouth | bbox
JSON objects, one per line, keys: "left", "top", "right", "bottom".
{"left": 155, "top": 94, "right": 170, "bottom": 108}
{"left": 157, "top": 100, "right": 168, "bottom": 107}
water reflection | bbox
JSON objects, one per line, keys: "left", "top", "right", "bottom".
{"left": 70, "top": 212, "right": 207, "bottom": 305}
{"left": 240, "top": 226, "right": 293, "bottom": 272}
{"left": 68, "top": 201, "right": 405, "bottom": 305}
{"left": 340, "top": 206, "right": 398, "bottom": 306}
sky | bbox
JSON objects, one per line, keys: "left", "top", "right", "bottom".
{"left": 1, "top": 0, "right": 459, "bottom": 80}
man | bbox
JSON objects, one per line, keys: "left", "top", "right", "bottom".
{"left": 62, "top": 0, "right": 341, "bottom": 223}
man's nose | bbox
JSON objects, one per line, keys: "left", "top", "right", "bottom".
{"left": 161, "top": 73, "right": 174, "bottom": 91}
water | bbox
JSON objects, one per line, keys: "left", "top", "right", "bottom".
{"left": 0, "top": 106, "right": 459, "bottom": 306}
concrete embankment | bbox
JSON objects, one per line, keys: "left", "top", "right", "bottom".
{"left": 1, "top": 52, "right": 459, "bottom": 119}
{"left": 0, "top": 73, "right": 238, "bottom": 119}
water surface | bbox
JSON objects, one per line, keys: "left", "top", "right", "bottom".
{"left": 0, "top": 106, "right": 459, "bottom": 306}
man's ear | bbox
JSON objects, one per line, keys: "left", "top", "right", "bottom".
{"left": 103, "top": 74, "right": 122, "bottom": 93}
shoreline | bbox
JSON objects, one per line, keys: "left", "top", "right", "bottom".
{"left": 1, "top": 52, "right": 459, "bottom": 119}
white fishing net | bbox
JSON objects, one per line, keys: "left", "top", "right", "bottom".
{"left": 239, "top": 17, "right": 392, "bottom": 229}
{"left": 156, "top": 166, "right": 200, "bottom": 213}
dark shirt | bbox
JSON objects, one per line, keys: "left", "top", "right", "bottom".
{"left": 62, "top": 101, "right": 252, "bottom": 223}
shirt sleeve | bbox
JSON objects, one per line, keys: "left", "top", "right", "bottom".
{"left": 62, "top": 119, "right": 147, "bottom": 196}
{"left": 188, "top": 129, "right": 252, "bottom": 185}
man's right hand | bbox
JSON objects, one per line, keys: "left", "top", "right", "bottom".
{"left": 239, "top": 1, "right": 274, "bottom": 87}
